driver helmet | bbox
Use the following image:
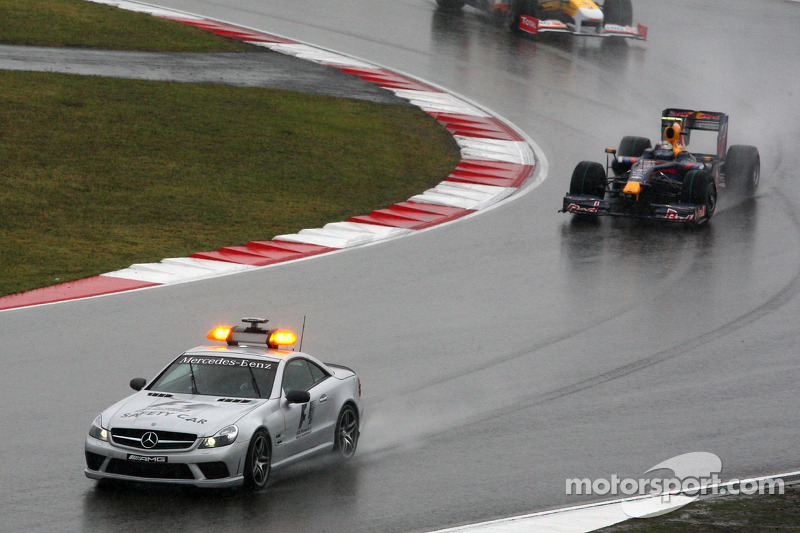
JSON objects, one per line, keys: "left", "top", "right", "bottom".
{"left": 653, "top": 141, "right": 674, "bottom": 161}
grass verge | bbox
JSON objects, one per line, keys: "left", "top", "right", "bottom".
{"left": 0, "top": 1, "right": 461, "bottom": 297}
{"left": 0, "top": 0, "right": 255, "bottom": 51}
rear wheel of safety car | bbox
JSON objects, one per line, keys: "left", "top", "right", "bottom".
{"left": 570, "top": 161, "right": 606, "bottom": 199}
{"left": 682, "top": 169, "right": 717, "bottom": 221}
{"left": 333, "top": 404, "right": 359, "bottom": 460}
{"left": 724, "top": 144, "right": 760, "bottom": 194}
{"left": 603, "top": 0, "right": 633, "bottom": 26}
{"left": 243, "top": 429, "right": 271, "bottom": 491}
{"left": 436, "top": 0, "right": 465, "bottom": 11}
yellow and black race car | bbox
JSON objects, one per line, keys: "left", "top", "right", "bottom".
{"left": 435, "top": 0, "right": 647, "bottom": 40}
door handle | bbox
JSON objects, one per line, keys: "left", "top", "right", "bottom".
{"left": 319, "top": 394, "right": 328, "bottom": 403}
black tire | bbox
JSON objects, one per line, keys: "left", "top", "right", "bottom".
{"left": 603, "top": 0, "right": 633, "bottom": 26}
{"left": 613, "top": 136, "right": 651, "bottom": 176}
{"left": 243, "top": 429, "right": 271, "bottom": 491}
{"left": 436, "top": 0, "right": 466, "bottom": 11}
{"left": 724, "top": 145, "right": 760, "bottom": 194}
{"left": 333, "top": 404, "right": 359, "bottom": 460}
{"left": 682, "top": 169, "right": 717, "bottom": 220}
{"left": 618, "top": 135, "right": 651, "bottom": 157}
{"left": 569, "top": 161, "right": 606, "bottom": 199}
{"left": 509, "top": 0, "right": 538, "bottom": 33}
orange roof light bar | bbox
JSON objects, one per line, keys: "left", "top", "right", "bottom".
{"left": 268, "top": 329, "right": 297, "bottom": 347}
{"left": 207, "top": 325, "right": 233, "bottom": 342}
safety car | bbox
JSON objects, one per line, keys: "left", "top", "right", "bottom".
{"left": 560, "top": 108, "right": 760, "bottom": 224}
{"left": 85, "top": 317, "right": 363, "bottom": 490}
{"left": 435, "top": 0, "right": 647, "bottom": 40}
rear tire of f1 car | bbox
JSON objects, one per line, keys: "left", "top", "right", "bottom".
{"left": 682, "top": 169, "right": 717, "bottom": 221}
{"left": 612, "top": 135, "right": 651, "bottom": 177}
{"left": 603, "top": 0, "right": 633, "bottom": 26}
{"left": 436, "top": 0, "right": 466, "bottom": 11}
{"left": 724, "top": 144, "right": 760, "bottom": 194}
{"left": 243, "top": 429, "right": 271, "bottom": 491}
{"left": 333, "top": 404, "right": 359, "bottom": 460}
{"left": 570, "top": 161, "right": 606, "bottom": 199}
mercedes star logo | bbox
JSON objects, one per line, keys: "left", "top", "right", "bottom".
{"left": 141, "top": 431, "right": 159, "bottom": 449}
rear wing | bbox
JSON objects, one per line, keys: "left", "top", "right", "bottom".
{"left": 661, "top": 108, "right": 729, "bottom": 159}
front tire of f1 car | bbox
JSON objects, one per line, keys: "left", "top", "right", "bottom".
{"left": 333, "top": 404, "right": 359, "bottom": 460}
{"left": 682, "top": 169, "right": 717, "bottom": 221}
{"left": 243, "top": 429, "right": 271, "bottom": 491}
{"left": 436, "top": 0, "right": 466, "bottom": 11}
{"left": 509, "top": 0, "right": 539, "bottom": 33}
{"left": 570, "top": 161, "right": 606, "bottom": 199}
{"left": 603, "top": 0, "right": 633, "bottom": 26}
{"left": 724, "top": 145, "right": 760, "bottom": 194}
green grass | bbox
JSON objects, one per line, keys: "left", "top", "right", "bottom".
{"left": 0, "top": 1, "right": 461, "bottom": 297}
{"left": 0, "top": 0, "right": 255, "bottom": 51}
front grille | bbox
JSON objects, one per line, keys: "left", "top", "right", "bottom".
{"left": 110, "top": 428, "right": 197, "bottom": 450}
{"left": 106, "top": 458, "right": 194, "bottom": 480}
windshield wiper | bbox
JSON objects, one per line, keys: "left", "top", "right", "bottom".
{"left": 247, "top": 368, "right": 261, "bottom": 398}
{"left": 188, "top": 363, "right": 199, "bottom": 394}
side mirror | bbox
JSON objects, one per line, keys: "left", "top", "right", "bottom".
{"left": 285, "top": 389, "right": 310, "bottom": 404}
{"left": 130, "top": 377, "right": 146, "bottom": 391}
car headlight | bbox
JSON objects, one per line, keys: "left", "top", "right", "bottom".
{"left": 199, "top": 425, "right": 238, "bottom": 448}
{"left": 88, "top": 415, "right": 109, "bottom": 442}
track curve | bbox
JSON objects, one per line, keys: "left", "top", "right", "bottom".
{"left": 3, "top": 0, "right": 800, "bottom": 532}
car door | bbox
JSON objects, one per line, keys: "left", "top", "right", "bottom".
{"left": 277, "top": 358, "right": 332, "bottom": 457}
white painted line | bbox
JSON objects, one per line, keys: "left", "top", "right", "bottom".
{"left": 102, "top": 257, "right": 253, "bottom": 284}
{"left": 409, "top": 182, "right": 510, "bottom": 209}
{"left": 455, "top": 137, "right": 534, "bottom": 164}
{"left": 256, "top": 43, "right": 376, "bottom": 68}
{"left": 328, "top": 221, "right": 413, "bottom": 239}
{"left": 274, "top": 221, "right": 412, "bottom": 249}
{"left": 391, "top": 89, "right": 490, "bottom": 116}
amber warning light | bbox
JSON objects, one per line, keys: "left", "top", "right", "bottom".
{"left": 207, "top": 326, "right": 233, "bottom": 342}
{"left": 206, "top": 318, "right": 297, "bottom": 349}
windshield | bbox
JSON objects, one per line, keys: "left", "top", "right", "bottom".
{"left": 630, "top": 159, "right": 657, "bottom": 181}
{"left": 149, "top": 355, "right": 277, "bottom": 399}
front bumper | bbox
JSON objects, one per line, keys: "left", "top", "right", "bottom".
{"left": 85, "top": 435, "right": 248, "bottom": 488}
{"left": 560, "top": 194, "right": 709, "bottom": 223}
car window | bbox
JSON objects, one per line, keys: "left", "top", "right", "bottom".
{"left": 282, "top": 359, "right": 315, "bottom": 393}
{"left": 149, "top": 355, "right": 277, "bottom": 399}
{"left": 282, "top": 359, "right": 329, "bottom": 393}
{"left": 308, "top": 361, "right": 328, "bottom": 383}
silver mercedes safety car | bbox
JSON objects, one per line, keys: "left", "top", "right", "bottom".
{"left": 85, "top": 317, "right": 363, "bottom": 490}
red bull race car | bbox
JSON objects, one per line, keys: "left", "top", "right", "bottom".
{"left": 560, "top": 108, "right": 761, "bottom": 224}
{"left": 435, "top": 0, "right": 647, "bottom": 40}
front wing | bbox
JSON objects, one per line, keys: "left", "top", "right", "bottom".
{"left": 518, "top": 16, "right": 647, "bottom": 40}
{"left": 560, "top": 194, "right": 709, "bottom": 223}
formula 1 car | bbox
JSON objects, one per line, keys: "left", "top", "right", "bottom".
{"left": 85, "top": 317, "right": 363, "bottom": 490}
{"left": 560, "top": 108, "right": 761, "bottom": 224}
{"left": 436, "top": 0, "right": 647, "bottom": 40}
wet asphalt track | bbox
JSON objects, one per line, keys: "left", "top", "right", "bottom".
{"left": 2, "top": 0, "right": 800, "bottom": 531}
